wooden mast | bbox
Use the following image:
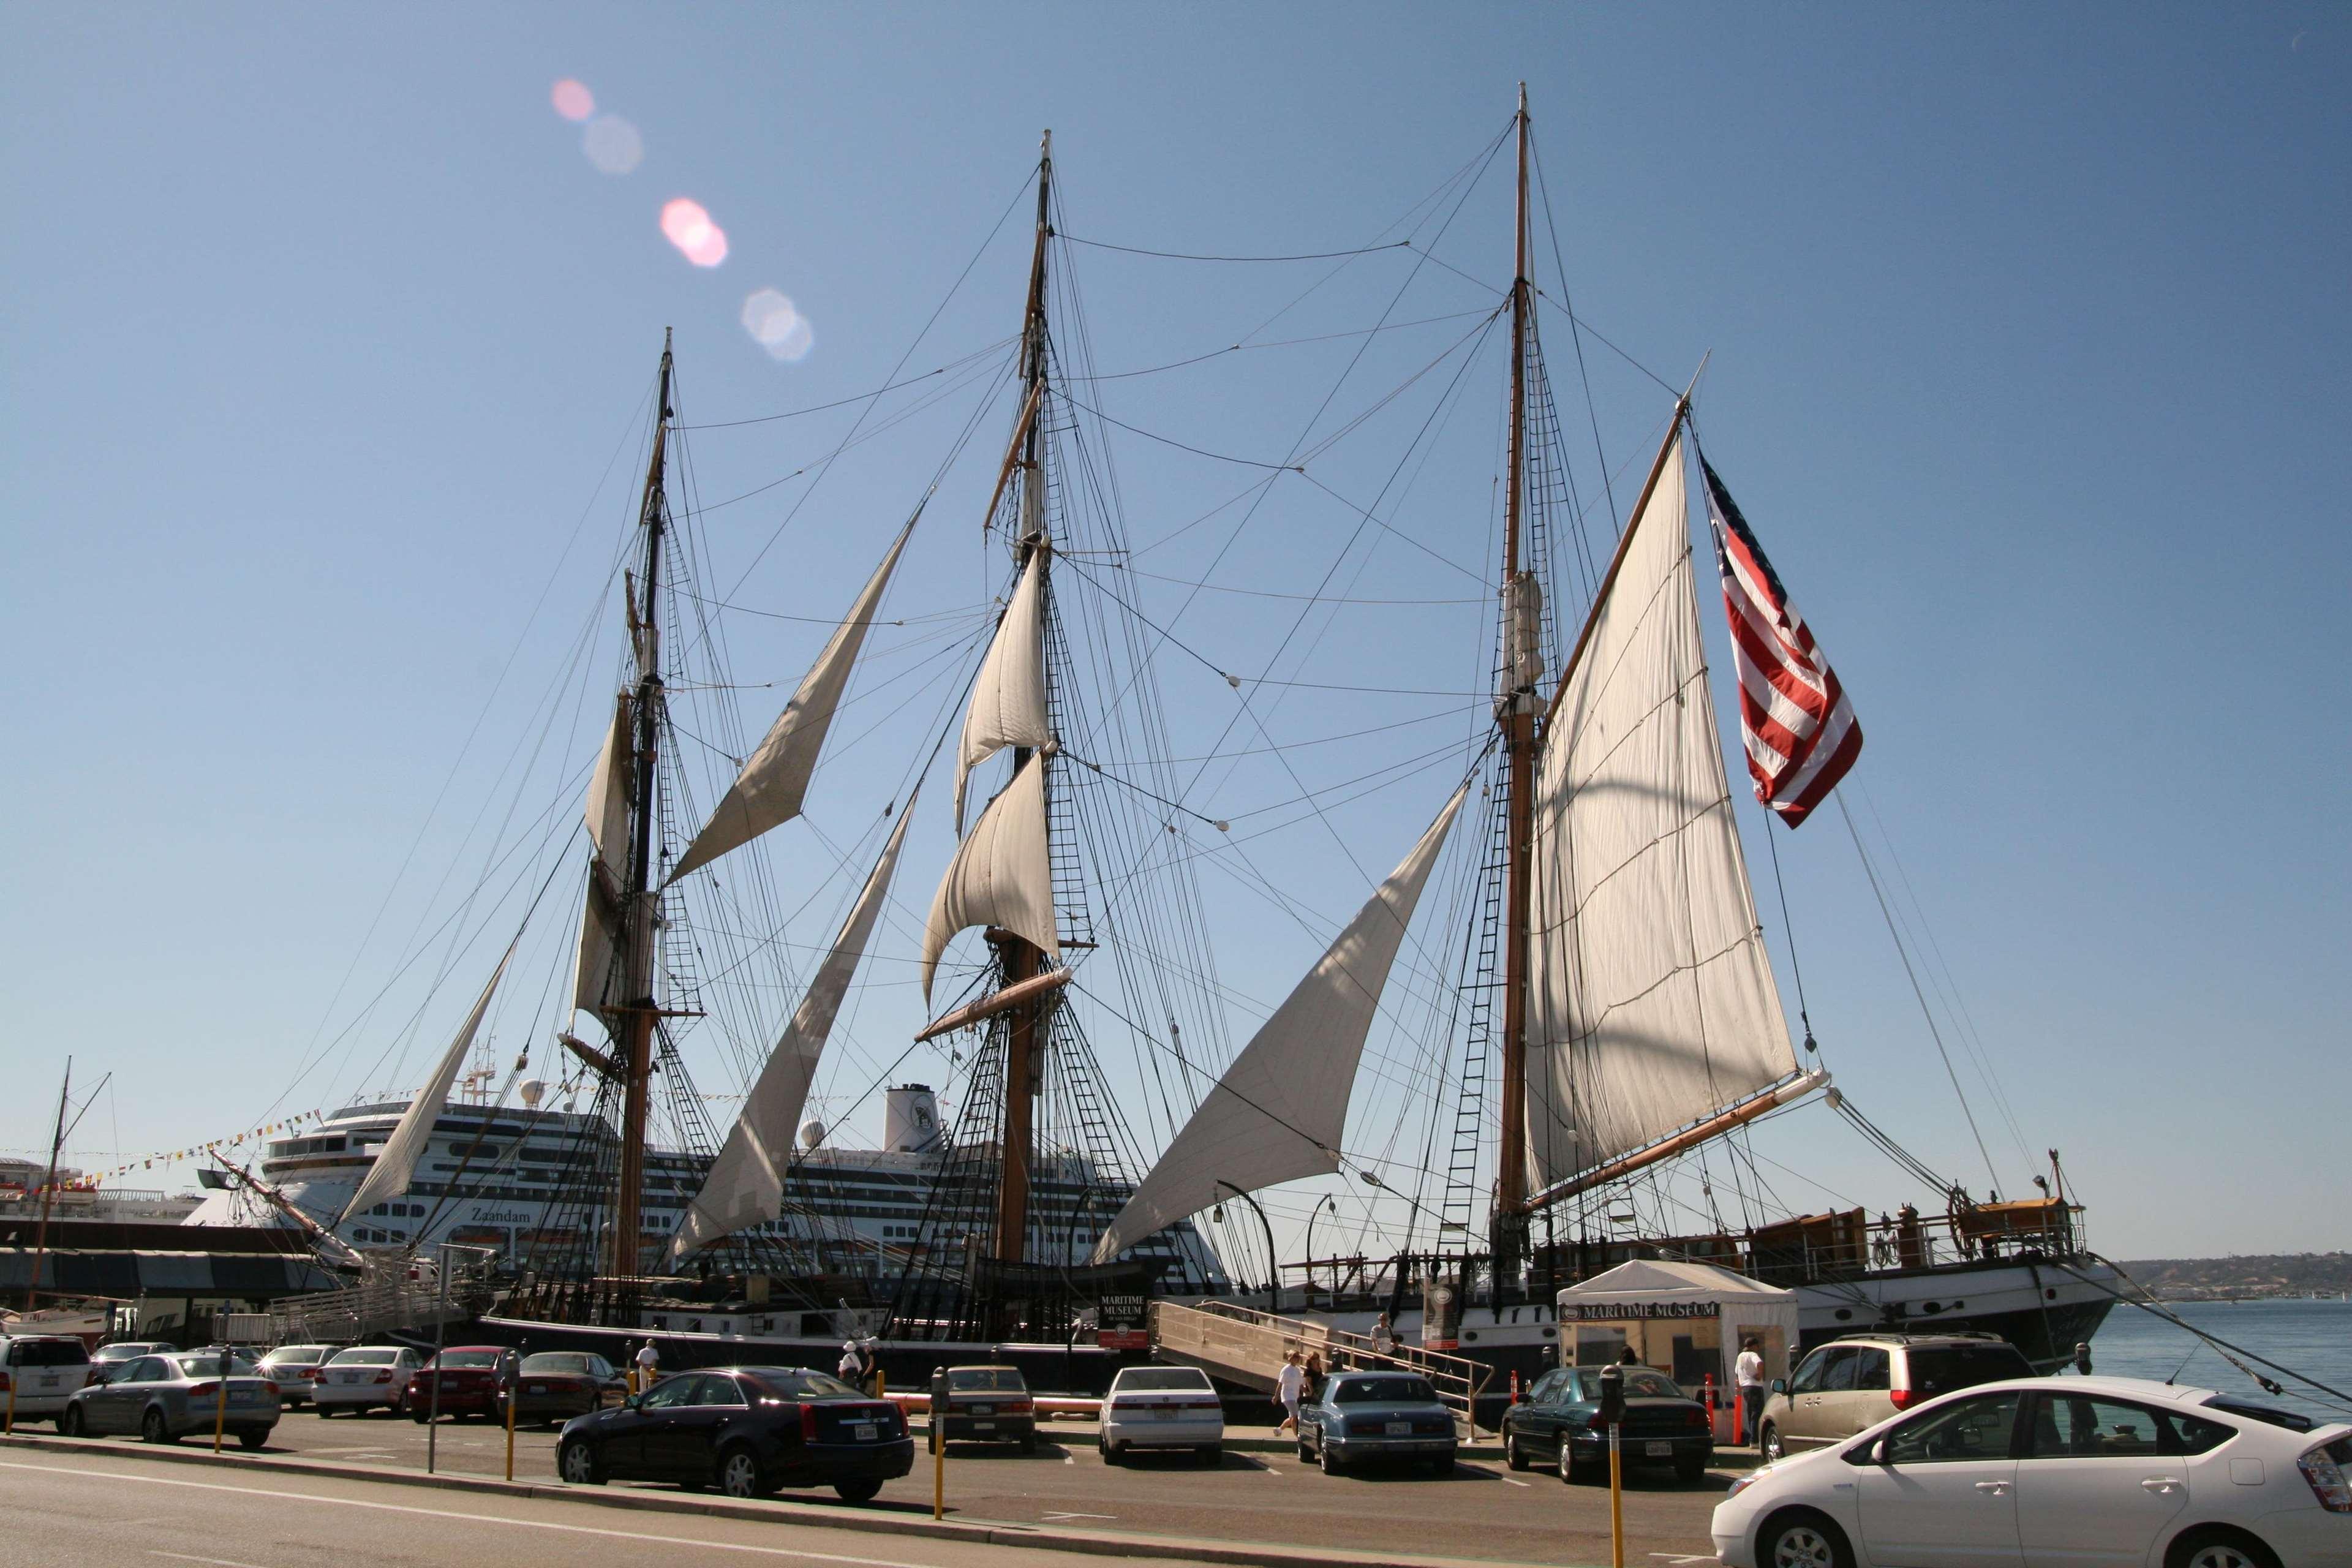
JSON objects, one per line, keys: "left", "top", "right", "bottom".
{"left": 22, "top": 1060, "right": 70, "bottom": 1312}
{"left": 1491, "top": 85, "right": 1536, "bottom": 1285}
{"left": 990, "top": 131, "right": 1054, "bottom": 1280}
{"left": 611, "top": 331, "right": 674, "bottom": 1284}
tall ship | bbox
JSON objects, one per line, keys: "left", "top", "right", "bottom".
{"left": 190, "top": 91, "right": 2113, "bottom": 1382}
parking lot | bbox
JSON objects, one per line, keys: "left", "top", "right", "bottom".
{"left": 118, "top": 1406, "right": 1732, "bottom": 1564}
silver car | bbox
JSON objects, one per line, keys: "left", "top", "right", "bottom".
{"left": 1098, "top": 1365, "right": 1224, "bottom": 1463}
{"left": 1, "top": 1334, "right": 97, "bottom": 1423}
{"left": 313, "top": 1345, "right": 422, "bottom": 1415}
{"left": 62, "top": 1351, "right": 281, "bottom": 1447}
{"left": 255, "top": 1344, "right": 341, "bottom": 1408}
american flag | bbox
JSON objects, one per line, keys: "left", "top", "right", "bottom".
{"left": 1699, "top": 453, "right": 1861, "bottom": 828}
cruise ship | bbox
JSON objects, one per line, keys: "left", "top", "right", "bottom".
{"left": 183, "top": 1082, "right": 1229, "bottom": 1298}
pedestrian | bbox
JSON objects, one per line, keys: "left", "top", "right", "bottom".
{"left": 1371, "top": 1311, "right": 1390, "bottom": 1354}
{"left": 1275, "top": 1350, "right": 1304, "bottom": 1434}
{"left": 1618, "top": 1342, "right": 1641, "bottom": 1366}
{"left": 1302, "top": 1350, "right": 1324, "bottom": 1401}
{"left": 634, "top": 1338, "right": 660, "bottom": 1393}
{"left": 1734, "top": 1336, "right": 1765, "bottom": 1445}
{"left": 837, "top": 1338, "right": 866, "bottom": 1383}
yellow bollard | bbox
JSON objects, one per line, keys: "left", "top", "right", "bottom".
{"left": 504, "top": 1380, "right": 518, "bottom": 1481}
{"left": 211, "top": 1352, "right": 232, "bottom": 1454}
{"left": 4, "top": 1352, "right": 18, "bottom": 1436}
{"left": 1608, "top": 1425, "right": 1624, "bottom": 1568}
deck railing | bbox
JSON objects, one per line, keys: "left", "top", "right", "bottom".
{"left": 1151, "top": 1299, "right": 1493, "bottom": 1434}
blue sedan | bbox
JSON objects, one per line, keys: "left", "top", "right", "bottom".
{"left": 1297, "top": 1371, "right": 1460, "bottom": 1475}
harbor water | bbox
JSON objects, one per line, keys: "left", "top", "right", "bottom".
{"left": 2089, "top": 1297, "right": 2352, "bottom": 1426}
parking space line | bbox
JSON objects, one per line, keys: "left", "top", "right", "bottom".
{"left": 149, "top": 1553, "right": 271, "bottom": 1568}
{"left": 1499, "top": 1477, "right": 1530, "bottom": 1488}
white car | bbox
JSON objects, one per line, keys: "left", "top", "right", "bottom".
{"left": 0, "top": 1335, "right": 96, "bottom": 1423}
{"left": 1711, "top": 1375, "right": 2351, "bottom": 1568}
{"left": 254, "top": 1344, "right": 340, "bottom": 1408}
{"left": 1099, "top": 1365, "right": 1224, "bottom": 1464}
{"left": 312, "top": 1346, "right": 422, "bottom": 1416}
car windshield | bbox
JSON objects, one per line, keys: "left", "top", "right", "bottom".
{"left": 262, "top": 1348, "right": 329, "bottom": 1366}
{"left": 332, "top": 1349, "right": 401, "bottom": 1366}
{"left": 1569, "top": 1369, "right": 1681, "bottom": 1400}
{"left": 736, "top": 1368, "right": 859, "bottom": 1399}
{"left": 1904, "top": 1344, "right": 2032, "bottom": 1396}
{"left": 1114, "top": 1369, "right": 1210, "bottom": 1392}
{"left": 1333, "top": 1377, "right": 1438, "bottom": 1404}
{"left": 949, "top": 1368, "right": 1026, "bottom": 1392}
{"left": 95, "top": 1344, "right": 156, "bottom": 1362}
{"left": 168, "top": 1354, "right": 243, "bottom": 1378}
{"left": 522, "top": 1354, "right": 600, "bottom": 1376}
{"left": 435, "top": 1351, "right": 503, "bottom": 1369}
{"left": 6, "top": 1340, "right": 91, "bottom": 1367}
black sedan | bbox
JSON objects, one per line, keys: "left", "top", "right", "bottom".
{"left": 1498, "top": 1366, "right": 1713, "bottom": 1483}
{"left": 556, "top": 1365, "right": 913, "bottom": 1502}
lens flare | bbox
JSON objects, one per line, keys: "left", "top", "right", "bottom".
{"left": 551, "top": 79, "right": 595, "bottom": 121}
{"left": 584, "top": 114, "right": 644, "bottom": 176}
{"left": 741, "top": 290, "right": 815, "bottom": 361}
{"left": 661, "top": 198, "right": 728, "bottom": 267}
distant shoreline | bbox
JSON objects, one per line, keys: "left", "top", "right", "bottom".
{"left": 2117, "top": 1253, "right": 2352, "bottom": 1303}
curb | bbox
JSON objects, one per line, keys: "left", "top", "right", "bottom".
{"left": 0, "top": 1432, "right": 1597, "bottom": 1568}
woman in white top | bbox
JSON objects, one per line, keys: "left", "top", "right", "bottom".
{"left": 1275, "top": 1351, "right": 1304, "bottom": 1433}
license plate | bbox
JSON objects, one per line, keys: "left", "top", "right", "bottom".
{"left": 1385, "top": 1420, "right": 1411, "bottom": 1434}
{"left": 970, "top": 1404, "right": 993, "bottom": 1416}
{"left": 232, "top": 1390, "right": 260, "bottom": 1403}
{"left": 851, "top": 1423, "right": 878, "bottom": 1442}
{"left": 529, "top": 1384, "right": 548, "bottom": 1394}
{"left": 1153, "top": 1407, "right": 1182, "bottom": 1419}
{"left": 37, "top": 1376, "right": 59, "bottom": 1389}
{"left": 1645, "top": 1441, "right": 1673, "bottom": 1457}
{"left": 973, "top": 1420, "right": 994, "bottom": 1430}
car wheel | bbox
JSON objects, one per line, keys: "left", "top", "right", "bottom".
{"left": 559, "top": 1438, "right": 605, "bottom": 1486}
{"left": 238, "top": 1429, "right": 267, "bottom": 1451}
{"left": 1673, "top": 1453, "right": 1708, "bottom": 1483}
{"left": 411, "top": 1408, "right": 430, "bottom": 1424}
{"left": 1318, "top": 1439, "right": 1343, "bottom": 1475}
{"left": 1504, "top": 1433, "right": 1529, "bottom": 1472}
{"left": 316, "top": 1405, "right": 334, "bottom": 1418}
{"left": 1019, "top": 1434, "right": 1038, "bottom": 1454}
{"left": 834, "top": 1479, "right": 882, "bottom": 1504}
{"left": 1297, "top": 1436, "right": 1314, "bottom": 1462}
{"left": 1758, "top": 1420, "right": 1785, "bottom": 1463}
{"left": 717, "top": 1446, "right": 771, "bottom": 1499}
{"left": 1196, "top": 1445, "right": 1221, "bottom": 1465}
{"left": 1099, "top": 1438, "right": 1121, "bottom": 1464}
{"left": 141, "top": 1408, "right": 174, "bottom": 1446}
{"left": 59, "top": 1406, "right": 86, "bottom": 1438}
{"left": 1756, "top": 1509, "right": 1853, "bottom": 1568}
{"left": 2166, "top": 1528, "right": 2283, "bottom": 1568}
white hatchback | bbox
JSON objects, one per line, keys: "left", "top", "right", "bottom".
{"left": 1711, "top": 1375, "right": 2351, "bottom": 1568}
{"left": 312, "top": 1346, "right": 422, "bottom": 1416}
{"left": 1099, "top": 1365, "right": 1224, "bottom": 1464}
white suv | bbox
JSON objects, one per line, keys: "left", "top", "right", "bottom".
{"left": 1757, "top": 1333, "right": 2032, "bottom": 1461}
{"left": 1, "top": 1335, "right": 96, "bottom": 1425}
{"left": 1099, "top": 1365, "right": 1224, "bottom": 1464}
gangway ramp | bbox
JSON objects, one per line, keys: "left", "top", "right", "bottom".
{"left": 1149, "top": 1300, "right": 1492, "bottom": 1431}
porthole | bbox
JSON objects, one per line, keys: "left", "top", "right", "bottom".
{"left": 1834, "top": 1308, "right": 1852, "bottom": 1321}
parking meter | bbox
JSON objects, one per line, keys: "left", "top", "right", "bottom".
{"left": 1596, "top": 1363, "right": 1625, "bottom": 1428}
{"left": 1597, "top": 1364, "right": 1626, "bottom": 1568}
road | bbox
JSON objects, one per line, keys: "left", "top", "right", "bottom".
{"left": 6, "top": 1410, "right": 1730, "bottom": 1566}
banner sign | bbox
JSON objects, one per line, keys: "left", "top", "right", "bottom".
{"left": 1560, "top": 1302, "right": 1721, "bottom": 1321}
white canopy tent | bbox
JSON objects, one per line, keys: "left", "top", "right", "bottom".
{"left": 1556, "top": 1260, "right": 1801, "bottom": 1442}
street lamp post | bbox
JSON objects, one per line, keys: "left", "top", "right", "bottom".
{"left": 1303, "top": 1196, "right": 1340, "bottom": 1305}
{"left": 1213, "top": 1182, "right": 1278, "bottom": 1311}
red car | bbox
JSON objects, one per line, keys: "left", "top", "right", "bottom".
{"left": 407, "top": 1347, "right": 520, "bottom": 1422}
{"left": 498, "top": 1351, "right": 628, "bottom": 1428}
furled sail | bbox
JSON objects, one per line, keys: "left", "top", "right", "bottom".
{"left": 1088, "top": 782, "right": 1468, "bottom": 1265}
{"left": 1523, "top": 429, "right": 1807, "bottom": 1193}
{"left": 952, "top": 543, "right": 1050, "bottom": 831}
{"left": 666, "top": 516, "right": 918, "bottom": 884}
{"left": 343, "top": 941, "right": 515, "bottom": 1222}
{"left": 571, "top": 693, "right": 633, "bottom": 1023}
{"left": 919, "top": 753, "right": 1057, "bottom": 1004}
{"left": 669, "top": 805, "right": 916, "bottom": 1262}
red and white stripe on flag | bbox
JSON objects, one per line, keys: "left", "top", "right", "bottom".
{"left": 1698, "top": 454, "right": 1861, "bottom": 827}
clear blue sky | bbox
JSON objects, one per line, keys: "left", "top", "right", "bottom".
{"left": 4, "top": 4, "right": 2344, "bottom": 1262}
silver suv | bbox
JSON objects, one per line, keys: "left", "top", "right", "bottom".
{"left": 1755, "top": 1332, "right": 2032, "bottom": 1460}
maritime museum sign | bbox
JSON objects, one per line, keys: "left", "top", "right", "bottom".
{"left": 1559, "top": 1302, "right": 1720, "bottom": 1321}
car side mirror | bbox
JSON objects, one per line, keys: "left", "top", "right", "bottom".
{"left": 1770, "top": 1378, "right": 1787, "bottom": 1395}
{"left": 1843, "top": 1436, "right": 1888, "bottom": 1467}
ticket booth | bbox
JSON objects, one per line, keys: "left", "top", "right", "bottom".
{"left": 1556, "top": 1260, "right": 1800, "bottom": 1444}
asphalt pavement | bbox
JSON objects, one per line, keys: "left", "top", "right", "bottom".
{"left": 2, "top": 1407, "right": 1731, "bottom": 1566}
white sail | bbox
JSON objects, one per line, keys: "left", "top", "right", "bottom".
{"left": 1523, "top": 431, "right": 1803, "bottom": 1190}
{"left": 919, "top": 753, "right": 1057, "bottom": 1005}
{"left": 1089, "top": 782, "right": 1468, "bottom": 1265}
{"left": 571, "top": 693, "right": 633, "bottom": 1020}
{"left": 344, "top": 942, "right": 515, "bottom": 1222}
{"left": 667, "top": 517, "right": 917, "bottom": 884}
{"left": 669, "top": 806, "right": 915, "bottom": 1262}
{"left": 952, "top": 544, "right": 1050, "bottom": 831}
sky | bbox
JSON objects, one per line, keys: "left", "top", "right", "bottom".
{"left": 3, "top": 4, "right": 2345, "bottom": 1265}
